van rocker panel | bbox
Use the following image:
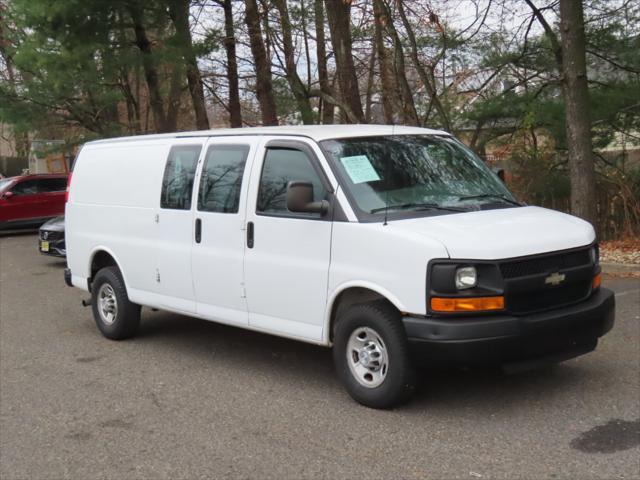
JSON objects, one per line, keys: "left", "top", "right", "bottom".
{"left": 403, "top": 288, "right": 615, "bottom": 368}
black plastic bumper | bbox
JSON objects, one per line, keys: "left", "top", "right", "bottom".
{"left": 403, "top": 288, "right": 615, "bottom": 370}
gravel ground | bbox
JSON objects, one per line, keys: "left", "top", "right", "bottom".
{"left": 1, "top": 232, "right": 639, "bottom": 480}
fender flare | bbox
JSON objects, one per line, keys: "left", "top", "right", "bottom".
{"left": 88, "top": 246, "right": 130, "bottom": 292}
{"left": 323, "top": 281, "right": 406, "bottom": 345}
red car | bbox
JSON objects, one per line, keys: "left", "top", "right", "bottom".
{"left": 0, "top": 174, "right": 68, "bottom": 230}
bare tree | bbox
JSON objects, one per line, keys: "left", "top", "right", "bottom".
{"left": 396, "top": 0, "right": 450, "bottom": 130}
{"left": 378, "top": 0, "right": 419, "bottom": 125}
{"left": 273, "top": 0, "right": 314, "bottom": 123}
{"left": 245, "top": 0, "right": 279, "bottom": 125}
{"left": 373, "top": 0, "right": 396, "bottom": 124}
{"left": 168, "top": 0, "right": 210, "bottom": 130}
{"left": 220, "top": 0, "right": 242, "bottom": 127}
{"left": 324, "top": 0, "right": 365, "bottom": 123}
{"left": 129, "top": 1, "right": 171, "bottom": 132}
{"left": 314, "top": 0, "right": 334, "bottom": 124}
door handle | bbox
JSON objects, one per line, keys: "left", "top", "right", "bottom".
{"left": 247, "top": 221, "right": 254, "bottom": 248}
{"left": 195, "top": 218, "right": 202, "bottom": 243}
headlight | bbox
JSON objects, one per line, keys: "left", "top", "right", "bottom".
{"left": 590, "top": 245, "right": 599, "bottom": 265}
{"left": 455, "top": 266, "right": 477, "bottom": 290}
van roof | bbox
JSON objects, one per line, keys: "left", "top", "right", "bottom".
{"left": 85, "top": 124, "right": 450, "bottom": 146}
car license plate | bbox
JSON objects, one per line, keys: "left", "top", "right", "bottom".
{"left": 40, "top": 241, "right": 49, "bottom": 252}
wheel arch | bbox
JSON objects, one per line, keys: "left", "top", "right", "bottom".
{"left": 324, "top": 282, "right": 406, "bottom": 345}
{"left": 88, "top": 247, "right": 128, "bottom": 292}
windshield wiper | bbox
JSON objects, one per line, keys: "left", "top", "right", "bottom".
{"left": 456, "top": 194, "right": 522, "bottom": 206}
{"left": 370, "top": 202, "right": 465, "bottom": 214}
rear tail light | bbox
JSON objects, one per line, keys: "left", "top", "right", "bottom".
{"left": 65, "top": 171, "right": 72, "bottom": 202}
{"left": 431, "top": 296, "right": 505, "bottom": 313}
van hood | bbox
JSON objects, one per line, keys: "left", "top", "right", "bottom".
{"left": 389, "top": 206, "right": 595, "bottom": 260}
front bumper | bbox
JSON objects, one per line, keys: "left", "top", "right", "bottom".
{"left": 38, "top": 236, "right": 66, "bottom": 257}
{"left": 403, "top": 288, "right": 615, "bottom": 370}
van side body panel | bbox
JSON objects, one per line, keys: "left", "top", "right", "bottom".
{"left": 325, "top": 221, "right": 450, "bottom": 342}
{"left": 243, "top": 136, "right": 338, "bottom": 344}
{"left": 67, "top": 141, "right": 170, "bottom": 298}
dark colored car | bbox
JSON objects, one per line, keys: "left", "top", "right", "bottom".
{"left": 0, "top": 174, "right": 68, "bottom": 230}
{"left": 39, "top": 216, "right": 66, "bottom": 257}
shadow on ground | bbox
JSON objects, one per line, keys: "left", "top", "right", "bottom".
{"left": 131, "top": 309, "right": 602, "bottom": 414}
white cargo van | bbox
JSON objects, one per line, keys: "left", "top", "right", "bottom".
{"left": 64, "top": 125, "right": 615, "bottom": 408}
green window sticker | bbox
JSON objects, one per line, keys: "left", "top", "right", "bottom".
{"left": 340, "top": 155, "right": 381, "bottom": 184}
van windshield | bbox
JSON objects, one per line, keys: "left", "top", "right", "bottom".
{"left": 321, "top": 135, "right": 518, "bottom": 217}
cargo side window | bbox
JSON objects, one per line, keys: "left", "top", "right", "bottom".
{"left": 160, "top": 145, "right": 202, "bottom": 210}
{"left": 257, "top": 148, "right": 326, "bottom": 216}
{"left": 198, "top": 145, "right": 250, "bottom": 213}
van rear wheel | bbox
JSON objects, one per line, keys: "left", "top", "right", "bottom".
{"left": 333, "top": 301, "right": 416, "bottom": 409}
{"left": 91, "top": 266, "right": 140, "bottom": 340}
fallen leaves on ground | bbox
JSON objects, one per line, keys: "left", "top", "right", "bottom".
{"left": 600, "top": 238, "right": 640, "bottom": 266}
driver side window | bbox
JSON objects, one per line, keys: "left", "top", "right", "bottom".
{"left": 11, "top": 180, "right": 38, "bottom": 196}
{"left": 256, "top": 148, "right": 326, "bottom": 216}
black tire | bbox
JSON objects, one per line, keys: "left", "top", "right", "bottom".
{"left": 91, "top": 266, "right": 140, "bottom": 340}
{"left": 333, "top": 301, "right": 416, "bottom": 409}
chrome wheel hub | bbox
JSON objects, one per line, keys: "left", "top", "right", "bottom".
{"left": 346, "top": 327, "right": 389, "bottom": 388}
{"left": 97, "top": 284, "right": 118, "bottom": 325}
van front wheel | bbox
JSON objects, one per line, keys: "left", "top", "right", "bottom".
{"left": 91, "top": 267, "right": 140, "bottom": 340}
{"left": 333, "top": 301, "right": 416, "bottom": 408}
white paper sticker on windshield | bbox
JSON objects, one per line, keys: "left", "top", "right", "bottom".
{"left": 340, "top": 155, "right": 381, "bottom": 184}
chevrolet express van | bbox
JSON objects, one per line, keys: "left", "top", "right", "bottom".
{"left": 64, "top": 125, "right": 615, "bottom": 408}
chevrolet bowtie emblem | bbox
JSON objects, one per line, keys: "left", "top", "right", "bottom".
{"left": 545, "top": 272, "right": 565, "bottom": 286}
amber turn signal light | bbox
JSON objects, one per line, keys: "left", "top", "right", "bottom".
{"left": 431, "top": 296, "right": 505, "bottom": 313}
{"left": 592, "top": 272, "right": 602, "bottom": 290}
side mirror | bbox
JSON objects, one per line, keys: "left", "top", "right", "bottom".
{"left": 286, "top": 181, "right": 329, "bottom": 215}
{"left": 2, "top": 191, "right": 14, "bottom": 200}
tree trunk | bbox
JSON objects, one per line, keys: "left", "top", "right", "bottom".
{"left": 314, "top": 0, "right": 334, "bottom": 124}
{"left": 373, "top": 0, "right": 396, "bottom": 123}
{"left": 364, "top": 42, "right": 377, "bottom": 123}
{"left": 244, "top": 0, "right": 279, "bottom": 125}
{"left": 129, "top": 2, "right": 169, "bottom": 132}
{"left": 526, "top": 0, "right": 597, "bottom": 228}
{"left": 165, "top": 63, "right": 183, "bottom": 132}
{"left": 324, "top": 0, "right": 364, "bottom": 123}
{"left": 559, "top": 0, "right": 597, "bottom": 227}
{"left": 299, "top": 0, "right": 312, "bottom": 89}
{"left": 222, "top": 0, "right": 242, "bottom": 127}
{"left": 379, "top": 0, "right": 419, "bottom": 125}
{"left": 273, "top": 0, "right": 314, "bottom": 124}
{"left": 168, "top": 0, "right": 210, "bottom": 130}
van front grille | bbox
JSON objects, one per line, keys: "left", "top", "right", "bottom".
{"left": 500, "top": 248, "right": 591, "bottom": 279}
{"left": 499, "top": 246, "right": 595, "bottom": 315}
